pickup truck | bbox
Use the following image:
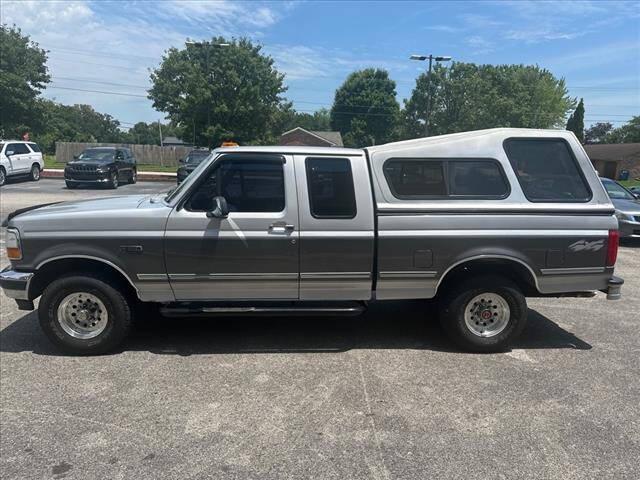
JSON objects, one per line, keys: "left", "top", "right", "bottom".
{"left": 0, "top": 128, "right": 624, "bottom": 355}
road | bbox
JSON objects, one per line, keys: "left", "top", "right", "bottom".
{"left": 1, "top": 178, "right": 639, "bottom": 479}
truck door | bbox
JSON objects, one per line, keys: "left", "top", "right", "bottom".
{"left": 294, "top": 154, "right": 375, "bottom": 300}
{"left": 164, "top": 153, "right": 299, "bottom": 300}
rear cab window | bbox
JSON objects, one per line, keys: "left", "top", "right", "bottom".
{"left": 383, "top": 158, "right": 509, "bottom": 199}
{"left": 305, "top": 157, "right": 357, "bottom": 218}
{"left": 503, "top": 138, "right": 592, "bottom": 202}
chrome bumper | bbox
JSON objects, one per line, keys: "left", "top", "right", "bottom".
{"left": 602, "top": 275, "right": 624, "bottom": 300}
{"left": 0, "top": 267, "right": 33, "bottom": 300}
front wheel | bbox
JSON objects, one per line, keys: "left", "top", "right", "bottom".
{"left": 108, "top": 171, "right": 119, "bottom": 189}
{"left": 38, "top": 274, "right": 132, "bottom": 355}
{"left": 30, "top": 163, "right": 41, "bottom": 181}
{"left": 0, "top": 167, "right": 6, "bottom": 186}
{"left": 438, "top": 275, "right": 527, "bottom": 353}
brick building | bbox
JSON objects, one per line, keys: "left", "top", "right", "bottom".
{"left": 584, "top": 143, "right": 640, "bottom": 181}
{"left": 278, "top": 127, "right": 343, "bottom": 147}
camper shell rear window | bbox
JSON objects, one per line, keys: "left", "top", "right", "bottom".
{"left": 503, "top": 138, "right": 592, "bottom": 203}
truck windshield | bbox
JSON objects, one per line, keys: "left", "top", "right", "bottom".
{"left": 602, "top": 180, "right": 636, "bottom": 200}
{"left": 185, "top": 151, "right": 210, "bottom": 164}
{"left": 78, "top": 149, "right": 115, "bottom": 161}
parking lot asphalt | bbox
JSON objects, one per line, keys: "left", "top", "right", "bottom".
{"left": 1, "top": 179, "right": 639, "bottom": 479}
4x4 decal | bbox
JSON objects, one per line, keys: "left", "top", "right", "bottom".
{"left": 568, "top": 239, "right": 605, "bottom": 252}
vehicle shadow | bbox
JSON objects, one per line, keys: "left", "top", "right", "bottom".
{"left": 620, "top": 238, "right": 640, "bottom": 248}
{"left": 0, "top": 301, "right": 591, "bottom": 356}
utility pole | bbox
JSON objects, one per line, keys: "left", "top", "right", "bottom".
{"left": 410, "top": 54, "right": 452, "bottom": 137}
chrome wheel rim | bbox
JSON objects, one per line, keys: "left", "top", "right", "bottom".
{"left": 0, "top": 170, "right": 5, "bottom": 185}
{"left": 32, "top": 166, "right": 40, "bottom": 180}
{"left": 57, "top": 292, "right": 108, "bottom": 339}
{"left": 131, "top": 170, "right": 136, "bottom": 182}
{"left": 112, "top": 173, "right": 118, "bottom": 187}
{"left": 464, "top": 293, "right": 510, "bottom": 337}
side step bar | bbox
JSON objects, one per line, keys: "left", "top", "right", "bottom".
{"left": 160, "top": 301, "right": 367, "bottom": 317}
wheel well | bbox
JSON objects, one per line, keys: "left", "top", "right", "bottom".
{"left": 436, "top": 258, "right": 539, "bottom": 297}
{"left": 29, "top": 258, "right": 138, "bottom": 301}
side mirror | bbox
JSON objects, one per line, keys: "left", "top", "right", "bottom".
{"left": 6, "top": 150, "right": 15, "bottom": 156}
{"left": 73, "top": 155, "right": 79, "bottom": 160}
{"left": 206, "top": 196, "right": 229, "bottom": 218}
{"left": 179, "top": 158, "right": 185, "bottom": 163}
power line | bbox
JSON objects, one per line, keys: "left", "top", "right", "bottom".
{"left": 47, "top": 85, "right": 148, "bottom": 98}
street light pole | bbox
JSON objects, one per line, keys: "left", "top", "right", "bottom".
{"left": 410, "top": 54, "right": 452, "bottom": 137}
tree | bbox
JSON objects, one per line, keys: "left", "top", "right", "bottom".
{"left": 566, "top": 98, "right": 585, "bottom": 142}
{"left": 330, "top": 69, "right": 400, "bottom": 147}
{"left": 149, "top": 37, "right": 287, "bottom": 147}
{"left": 584, "top": 122, "right": 613, "bottom": 144}
{"left": 402, "top": 62, "right": 575, "bottom": 138}
{"left": 605, "top": 116, "right": 640, "bottom": 144}
{"left": 0, "top": 25, "right": 50, "bottom": 138}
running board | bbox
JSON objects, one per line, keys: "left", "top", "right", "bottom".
{"left": 160, "top": 301, "right": 367, "bottom": 317}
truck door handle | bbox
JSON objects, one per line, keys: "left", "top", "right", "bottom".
{"left": 269, "top": 223, "right": 295, "bottom": 234}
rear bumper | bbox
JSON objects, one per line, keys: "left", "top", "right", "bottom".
{"left": 602, "top": 275, "right": 624, "bottom": 300}
{"left": 0, "top": 267, "right": 33, "bottom": 300}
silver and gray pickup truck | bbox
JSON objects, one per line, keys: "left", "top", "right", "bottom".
{"left": 1, "top": 128, "right": 624, "bottom": 354}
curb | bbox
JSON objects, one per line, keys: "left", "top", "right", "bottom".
{"left": 42, "top": 169, "right": 176, "bottom": 183}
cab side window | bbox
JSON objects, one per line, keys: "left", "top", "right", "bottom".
{"left": 188, "top": 158, "right": 285, "bottom": 213}
{"left": 306, "top": 157, "right": 357, "bottom": 218}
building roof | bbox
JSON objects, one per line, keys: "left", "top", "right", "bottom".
{"left": 280, "top": 127, "right": 344, "bottom": 147}
{"left": 583, "top": 143, "right": 640, "bottom": 161}
{"left": 162, "top": 136, "right": 190, "bottom": 145}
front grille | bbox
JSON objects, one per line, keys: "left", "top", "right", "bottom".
{"left": 67, "top": 165, "right": 98, "bottom": 172}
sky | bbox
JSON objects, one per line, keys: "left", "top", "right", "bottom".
{"left": 2, "top": 0, "right": 639, "bottom": 130}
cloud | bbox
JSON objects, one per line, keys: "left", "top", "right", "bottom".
{"left": 423, "top": 25, "right": 460, "bottom": 33}
{"left": 465, "top": 36, "right": 495, "bottom": 55}
{"left": 505, "top": 28, "right": 586, "bottom": 44}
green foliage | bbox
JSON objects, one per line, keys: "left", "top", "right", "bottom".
{"left": 330, "top": 69, "right": 400, "bottom": 147}
{"left": 584, "top": 122, "right": 614, "bottom": 144}
{"left": 149, "top": 37, "right": 288, "bottom": 147}
{"left": 566, "top": 98, "right": 585, "bottom": 142}
{"left": 605, "top": 116, "right": 640, "bottom": 143}
{"left": 281, "top": 108, "right": 331, "bottom": 132}
{"left": 403, "top": 62, "right": 575, "bottom": 138}
{"left": 0, "top": 25, "right": 50, "bottom": 138}
{"left": 29, "top": 100, "right": 123, "bottom": 153}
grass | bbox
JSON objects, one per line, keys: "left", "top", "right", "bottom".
{"left": 619, "top": 179, "right": 640, "bottom": 188}
{"left": 44, "top": 155, "right": 176, "bottom": 173}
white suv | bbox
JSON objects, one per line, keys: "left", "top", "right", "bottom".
{"left": 0, "top": 140, "right": 44, "bottom": 186}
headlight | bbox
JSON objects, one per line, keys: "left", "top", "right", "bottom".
{"left": 615, "top": 211, "right": 633, "bottom": 222}
{"left": 6, "top": 228, "right": 22, "bottom": 260}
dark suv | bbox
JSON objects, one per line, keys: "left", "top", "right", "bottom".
{"left": 176, "top": 149, "right": 210, "bottom": 184}
{"left": 65, "top": 147, "right": 137, "bottom": 189}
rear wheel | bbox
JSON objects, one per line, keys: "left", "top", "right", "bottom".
{"left": 129, "top": 168, "right": 137, "bottom": 184}
{"left": 30, "top": 163, "right": 41, "bottom": 181}
{"left": 38, "top": 274, "right": 132, "bottom": 355}
{"left": 438, "top": 275, "right": 527, "bottom": 353}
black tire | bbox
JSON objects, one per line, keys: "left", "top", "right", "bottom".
{"left": 30, "top": 163, "right": 41, "bottom": 181}
{"left": 65, "top": 181, "right": 77, "bottom": 189}
{"left": 0, "top": 166, "right": 6, "bottom": 186}
{"left": 438, "top": 275, "right": 527, "bottom": 353}
{"left": 38, "top": 274, "right": 132, "bottom": 355}
{"left": 129, "top": 168, "right": 137, "bottom": 184}
{"left": 108, "top": 171, "right": 119, "bottom": 189}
